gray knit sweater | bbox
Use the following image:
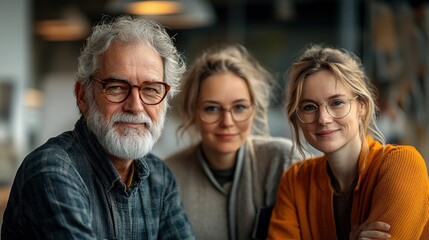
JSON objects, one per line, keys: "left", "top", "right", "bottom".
{"left": 164, "top": 136, "right": 299, "bottom": 240}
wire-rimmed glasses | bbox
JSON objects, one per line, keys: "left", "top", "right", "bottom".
{"left": 90, "top": 76, "right": 170, "bottom": 105}
{"left": 296, "top": 95, "right": 358, "bottom": 124}
{"left": 198, "top": 103, "right": 254, "bottom": 123}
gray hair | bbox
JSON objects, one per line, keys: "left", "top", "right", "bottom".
{"left": 76, "top": 15, "right": 186, "bottom": 99}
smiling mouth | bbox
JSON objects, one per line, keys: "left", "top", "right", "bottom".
{"left": 316, "top": 130, "right": 337, "bottom": 136}
{"left": 216, "top": 133, "right": 237, "bottom": 139}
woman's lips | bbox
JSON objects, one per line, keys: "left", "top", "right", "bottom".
{"left": 216, "top": 133, "right": 237, "bottom": 141}
{"left": 316, "top": 129, "right": 337, "bottom": 137}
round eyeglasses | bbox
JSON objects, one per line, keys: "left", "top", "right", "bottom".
{"left": 198, "top": 103, "right": 254, "bottom": 123}
{"left": 90, "top": 76, "right": 170, "bottom": 105}
{"left": 296, "top": 95, "right": 358, "bottom": 124}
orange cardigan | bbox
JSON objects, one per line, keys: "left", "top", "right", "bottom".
{"left": 268, "top": 136, "right": 429, "bottom": 239}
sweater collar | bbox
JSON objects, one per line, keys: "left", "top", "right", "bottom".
{"left": 317, "top": 135, "right": 381, "bottom": 192}
{"left": 197, "top": 142, "right": 246, "bottom": 194}
{"left": 355, "top": 135, "right": 383, "bottom": 190}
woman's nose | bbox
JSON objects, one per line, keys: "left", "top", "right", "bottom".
{"left": 220, "top": 110, "right": 235, "bottom": 127}
{"left": 317, "top": 105, "right": 333, "bottom": 125}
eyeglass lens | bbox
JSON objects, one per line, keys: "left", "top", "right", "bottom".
{"left": 199, "top": 104, "right": 253, "bottom": 123}
{"left": 297, "top": 97, "right": 353, "bottom": 123}
{"left": 102, "top": 79, "right": 168, "bottom": 104}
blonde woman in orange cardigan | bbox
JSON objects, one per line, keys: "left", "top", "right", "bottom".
{"left": 268, "top": 44, "right": 428, "bottom": 240}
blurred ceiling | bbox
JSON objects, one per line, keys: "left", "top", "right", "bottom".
{"left": 32, "top": 0, "right": 340, "bottom": 41}
{"left": 31, "top": 0, "right": 344, "bottom": 84}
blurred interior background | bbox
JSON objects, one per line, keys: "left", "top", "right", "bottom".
{"left": 1, "top": 0, "right": 428, "bottom": 226}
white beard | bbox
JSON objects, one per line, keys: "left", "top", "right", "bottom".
{"left": 86, "top": 99, "right": 166, "bottom": 160}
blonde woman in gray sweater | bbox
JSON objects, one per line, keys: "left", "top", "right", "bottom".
{"left": 165, "top": 44, "right": 300, "bottom": 240}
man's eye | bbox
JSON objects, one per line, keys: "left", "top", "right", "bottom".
{"left": 105, "top": 85, "right": 128, "bottom": 93}
{"left": 105, "top": 80, "right": 129, "bottom": 93}
{"left": 141, "top": 87, "right": 159, "bottom": 94}
{"left": 142, "top": 83, "right": 164, "bottom": 94}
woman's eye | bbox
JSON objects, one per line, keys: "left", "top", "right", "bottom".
{"left": 204, "top": 106, "right": 221, "bottom": 112}
{"left": 330, "top": 99, "right": 346, "bottom": 108}
{"left": 233, "top": 104, "right": 249, "bottom": 111}
{"left": 302, "top": 103, "right": 317, "bottom": 112}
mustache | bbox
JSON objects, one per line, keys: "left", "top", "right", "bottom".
{"left": 109, "top": 112, "right": 154, "bottom": 129}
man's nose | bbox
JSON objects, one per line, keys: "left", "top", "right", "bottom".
{"left": 123, "top": 87, "right": 145, "bottom": 113}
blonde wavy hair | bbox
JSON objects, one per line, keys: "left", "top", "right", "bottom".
{"left": 284, "top": 44, "right": 386, "bottom": 157}
{"left": 176, "top": 44, "right": 276, "bottom": 142}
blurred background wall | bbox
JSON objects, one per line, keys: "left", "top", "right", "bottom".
{"left": 1, "top": 0, "right": 428, "bottom": 226}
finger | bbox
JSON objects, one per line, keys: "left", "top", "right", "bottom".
{"left": 358, "top": 238, "right": 389, "bottom": 240}
{"left": 364, "top": 221, "right": 390, "bottom": 231}
{"left": 359, "top": 230, "right": 391, "bottom": 239}
{"left": 358, "top": 236, "right": 391, "bottom": 240}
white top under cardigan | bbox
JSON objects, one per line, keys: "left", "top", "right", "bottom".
{"left": 164, "top": 136, "right": 299, "bottom": 240}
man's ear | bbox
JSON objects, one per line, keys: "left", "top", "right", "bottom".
{"left": 75, "top": 81, "right": 88, "bottom": 117}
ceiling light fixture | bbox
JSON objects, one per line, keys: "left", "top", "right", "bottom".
{"left": 107, "top": 0, "right": 216, "bottom": 29}
{"left": 126, "top": 1, "right": 182, "bottom": 15}
{"left": 34, "top": 6, "right": 90, "bottom": 41}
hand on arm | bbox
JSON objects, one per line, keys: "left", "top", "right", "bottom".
{"left": 362, "top": 148, "right": 428, "bottom": 239}
{"left": 349, "top": 221, "right": 391, "bottom": 240}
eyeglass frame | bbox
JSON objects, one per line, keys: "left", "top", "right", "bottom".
{"left": 90, "top": 75, "right": 170, "bottom": 105}
{"left": 198, "top": 104, "right": 255, "bottom": 123}
{"left": 296, "top": 95, "right": 359, "bottom": 124}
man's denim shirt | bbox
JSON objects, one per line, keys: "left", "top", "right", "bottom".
{"left": 1, "top": 118, "right": 195, "bottom": 240}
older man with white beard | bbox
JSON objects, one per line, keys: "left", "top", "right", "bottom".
{"left": 1, "top": 16, "right": 194, "bottom": 240}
